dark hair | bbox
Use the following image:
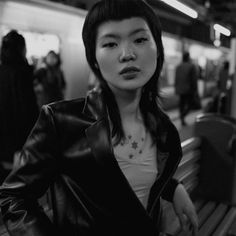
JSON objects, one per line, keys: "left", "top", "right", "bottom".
{"left": 82, "top": 0, "right": 165, "bottom": 144}
{"left": 46, "top": 50, "right": 61, "bottom": 68}
{"left": 0, "top": 30, "right": 27, "bottom": 65}
{"left": 223, "top": 61, "right": 229, "bottom": 70}
{"left": 183, "top": 52, "right": 190, "bottom": 62}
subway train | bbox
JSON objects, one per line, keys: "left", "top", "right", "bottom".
{"left": 0, "top": 0, "right": 232, "bottom": 105}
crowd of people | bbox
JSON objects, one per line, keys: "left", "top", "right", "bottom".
{"left": 0, "top": 0, "right": 232, "bottom": 235}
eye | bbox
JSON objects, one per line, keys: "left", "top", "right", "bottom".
{"left": 102, "top": 42, "right": 117, "bottom": 48}
{"left": 134, "top": 37, "right": 148, "bottom": 44}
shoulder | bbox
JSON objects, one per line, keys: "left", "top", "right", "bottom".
{"left": 163, "top": 116, "right": 181, "bottom": 151}
{"left": 162, "top": 115, "right": 179, "bottom": 138}
{"left": 43, "top": 98, "right": 86, "bottom": 118}
{"left": 47, "top": 97, "right": 86, "bottom": 111}
{"left": 0, "top": 64, "right": 13, "bottom": 73}
{"left": 188, "top": 62, "right": 197, "bottom": 70}
{"left": 42, "top": 88, "right": 104, "bottom": 119}
{"left": 155, "top": 106, "right": 180, "bottom": 143}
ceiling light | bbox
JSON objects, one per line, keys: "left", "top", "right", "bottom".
{"left": 213, "top": 24, "right": 231, "bottom": 37}
{"left": 161, "top": 0, "right": 198, "bottom": 19}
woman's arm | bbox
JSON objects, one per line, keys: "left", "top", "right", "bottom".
{"left": 0, "top": 105, "right": 60, "bottom": 236}
{"left": 161, "top": 121, "right": 198, "bottom": 235}
{"left": 173, "top": 183, "right": 198, "bottom": 236}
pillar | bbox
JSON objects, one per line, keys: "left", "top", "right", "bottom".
{"left": 230, "top": 38, "right": 236, "bottom": 118}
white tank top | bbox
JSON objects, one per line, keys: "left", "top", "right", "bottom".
{"left": 114, "top": 132, "right": 157, "bottom": 209}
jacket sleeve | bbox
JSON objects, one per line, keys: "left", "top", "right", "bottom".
{"left": 0, "top": 105, "right": 60, "bottom": 236}
{"left": 161, "top": 178, "right": 180, "bottom": 202}
{"left": 161, "top": 122, "right": 182, "bottom": 202}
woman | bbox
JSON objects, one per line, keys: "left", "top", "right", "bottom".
{"left": 0, "top": 1, "right": 198, "bottom": 235}
{"left": 34, "top": 50, "right": 66, "bottom": 107}
{"left": 0, "top": 30, "right": 38, "bottom": 182}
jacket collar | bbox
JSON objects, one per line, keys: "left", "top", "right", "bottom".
{"left": 82, "top": 87, "right": 118, "bottom": 170}
{"left": 82, "top": 87, "right": 107, "bottom": 121}
{"left": 82, "top": 87, "right": 170, "bottom": 174}
{"left": 82, "top": 87, "right": 168, "bottom": 142}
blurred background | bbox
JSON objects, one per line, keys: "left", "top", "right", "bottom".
{"left": 0, "top": 0, "right": 235, "bottom": 107}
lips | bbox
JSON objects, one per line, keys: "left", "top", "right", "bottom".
{"left": 119, "top": 66, "right": 140, "bottom": 75}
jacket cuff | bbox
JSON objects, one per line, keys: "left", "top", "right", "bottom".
{"left": 161, "top": 178, "right": 180, "bottom": 202}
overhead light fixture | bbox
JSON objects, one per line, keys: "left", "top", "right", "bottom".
{"left": 213, "top": 24, "right": 231, "bottom": 37}
{"left": 161, "top": 0, "right": 198, "bottom": 19}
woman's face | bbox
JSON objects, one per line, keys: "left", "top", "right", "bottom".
{"left": 95, "top": 17, "right": 158, "bottom": 93}
{"left": 46, "top": 53, "right": 58, "bottom": 66}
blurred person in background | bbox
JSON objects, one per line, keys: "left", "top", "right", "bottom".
{"left": 0, "top": 30, "right": 39, "bottom": 182}
{"left": 218, "top": 60, "right": 229, "bottom": 94}
{"left": 34, "top": 50, "right": 66, "bottom": 107}
{"left": 204, "top": 60, "right": 230, "bottom": 114}
{"left": 174, "top": 52, "right": 198, "bottom": 126}
{"left": 0, "top": 1, "right": 198, "bottom": 236}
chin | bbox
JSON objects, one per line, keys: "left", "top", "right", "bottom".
{"left": 108, "top": 80, "right": 148, "bottom": 93}
{"left": 119, "top": 86, "right": 144, "bottom": 93}
{"left": 124, "top": 83, "right": 147, "bottom": 90}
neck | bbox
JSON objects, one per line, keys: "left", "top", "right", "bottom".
{"left": 110, "top": 87, "right": 142, "bottom": 122}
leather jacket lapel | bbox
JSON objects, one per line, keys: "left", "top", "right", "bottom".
{"left": 85, "top": 117, "right": 153, "bottom": 225}
{"left": 82, "top": 87, "right": 105, "bottom": 121}
{"left": 82, "top": 88, "right": 117, "bottom": 169}
{"left": 85, "top": 117, "right": 117, "bottom": 169}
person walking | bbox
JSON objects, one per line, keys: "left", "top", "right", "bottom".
{"left": 218, "top": 61, "right": 229, "bottom": 93}
{"left": 175, "top": 52, "right": 198, "bottom": 126}
{"left": 0, "top": 1, "right": 198, "bottom": 235}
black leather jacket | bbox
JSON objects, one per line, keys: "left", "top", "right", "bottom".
{"left": 0, "top": 89, "right": 182, "bottom": 236}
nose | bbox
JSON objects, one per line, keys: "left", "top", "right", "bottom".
{"left": 119, "top": 45, "right": 136, "bottom": 62}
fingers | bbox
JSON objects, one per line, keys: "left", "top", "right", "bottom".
{"left": 189, "top": 211, "right": 198, "bottom": 236}
{"left": 178, "top": 209, "right": 198, "bottom": 236}
{"left": 186, "top": 205, "right": 198, "bottom": 236}
{"left": 178, "top": 213, "right": 188, "bottom": 232}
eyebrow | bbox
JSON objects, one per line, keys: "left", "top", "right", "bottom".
{"left": 98, "top": 28, "right": 149, "bottom": 40}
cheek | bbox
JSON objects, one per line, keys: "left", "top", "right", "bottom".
{"left": 142, "top": 47, "right": 158, "bottom": 73}
{"left": 96, "top": 51, "right": 116, "bottom": 78}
